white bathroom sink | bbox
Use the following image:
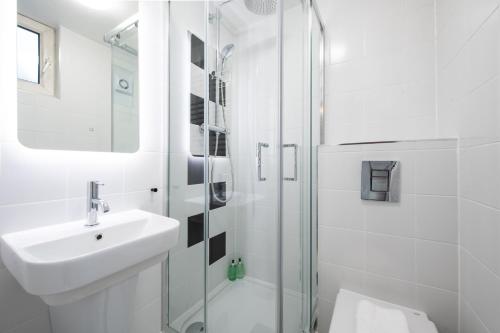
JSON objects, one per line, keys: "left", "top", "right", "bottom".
{"left": 0, "top": 209, "right": 179, "bottom": 306}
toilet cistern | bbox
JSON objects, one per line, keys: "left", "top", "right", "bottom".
{"left": 86, "top": 181, "right": 110, "bottom": 227}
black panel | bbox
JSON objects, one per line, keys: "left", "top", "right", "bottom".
{"left": 209, "top": 72, "right": 216, "bottom": 104}
{"left": 209, "top": 131, "right": 226, "bottom": 156}
{"left": 209, "top": 74, "right": 227, "bottom": 106}
{"left": 209, "top": 232, "right": 226, "bottom": 265}
{"left": 188, "top": 155, "right": 204, "bottom": 185}
{"left": 210, "top": 182, "right": 226, "bottom": 210}
{"left": 190, "top": 94, "right": 204, "bottom": 125}
{"left": 191, "top": 34, "right": 204, "bottom": 69}
{"left": 187, "top": 213, "right": 204, "bottom": 247}
{"left": 220, "top": 80, "right": 227, "bottom": 107}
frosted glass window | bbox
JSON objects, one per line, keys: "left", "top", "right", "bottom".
{"left": 17, "top": 26, "right": 40, "bottom": 84}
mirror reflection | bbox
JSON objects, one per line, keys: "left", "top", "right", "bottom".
{"left": 17, "top": 0, "right": 139, "bottom": 152}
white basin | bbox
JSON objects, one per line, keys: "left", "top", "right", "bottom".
{"left": 0, "top": 209, "right": 179, "bottom": 306}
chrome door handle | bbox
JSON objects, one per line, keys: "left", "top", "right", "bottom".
{"left": 284, "top": 144, "right": 298, "bottom": 181}
{"left": 257, "top": 142, "right": 269, "bottom": 181}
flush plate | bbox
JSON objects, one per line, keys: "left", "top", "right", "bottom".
{"left": 361, "top": 161, "right": 400, "bottom": 202}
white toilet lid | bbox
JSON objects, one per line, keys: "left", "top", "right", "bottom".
{"left": 329, "top": 289, "right": 438, "bottom": 333}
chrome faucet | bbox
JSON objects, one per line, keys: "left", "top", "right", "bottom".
{"left": 86, "top": 181, "right": 110, "bottom": 227}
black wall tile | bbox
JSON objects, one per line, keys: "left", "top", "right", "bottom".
{"left": 191, "top": 34, "right": 204, "bottom": 69}
{"left": 209, "top": 131, "right": 226, "bottom": 156}
{"left": 190, "top": 94, "right": 204, "bottom": 126}
{"left": 210, "top": 182, "right": 226, "bottom": 210}
{"left": 220, "top": 80, "right": 227, "bottom": 107}
{"left": 209, "top": 232, "right": 226, "bottom": 265}
{"left": 188, "top": 155, "right": 204, "bottom": 185}
{"left": 187, "top": 213, "right": 204, "bottom": 247}
{"left": 209, "top": 74, "right": 227, "bottom": 106}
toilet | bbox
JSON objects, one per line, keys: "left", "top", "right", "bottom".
{"left": 329, "top": 289, "right": 438, "bottom": 333}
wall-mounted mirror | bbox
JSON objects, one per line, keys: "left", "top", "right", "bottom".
{"left": 17, "top": 0, "right": 139, "bottom": 153}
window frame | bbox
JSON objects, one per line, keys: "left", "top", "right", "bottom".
{"left": 17, "top": 14, "right": 55, "bottom": 96}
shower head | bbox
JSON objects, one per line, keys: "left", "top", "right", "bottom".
{"left": 244, "top": 0, "right": 277, "bottom": 15}
{"left": 220, "top": 44, "right": 235, "bottom": 73}
{"left": 221, "top": 44, "right": 234, "bottom": 62}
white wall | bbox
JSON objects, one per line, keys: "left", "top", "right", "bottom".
{"left": 317, "top": 140, "right": 459, "bottom": 333}
{"left": 436, "top": 1, "right": 500, "bottom": 332}
{"left": 0, "top": 2, "right": 167, "bottom": 333}
{"left": 18, "top": 26, "right": 112, "bottom": 152}
{"left": 319, "top": 0, "right": 440, "bottom": 144}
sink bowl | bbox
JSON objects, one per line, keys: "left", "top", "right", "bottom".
{"left": 0, "top": 209, "right": 179, "bottom": 306}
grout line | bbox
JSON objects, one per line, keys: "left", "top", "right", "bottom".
{"left": 461, "top": 299, "right": 493, "bottom": 333}
{"left": 433, "top": 0, "right": 440, "bottom": 139}
{"left": 460, "top": 197, "right": 500, "bottom": 213}
{"left": 439, "top": 5, "right": 500, "bottom": 71}
{"left": 461, "top": 247, "right": 500, "bottom": 282}
{"left": 319, "top": 224, "right": 459, "bottom": 246}
{"left": 318, "top": 260, "right": 459, "bottom": 295}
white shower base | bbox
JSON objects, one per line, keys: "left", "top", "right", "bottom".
{"left": 171, "top": 277, "right": 302, "bottom": 333}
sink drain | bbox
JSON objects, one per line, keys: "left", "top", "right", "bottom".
{"left": 186, "top": 321, "right": 204, "bottom": 333}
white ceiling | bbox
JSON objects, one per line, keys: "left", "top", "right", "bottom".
{"left": 18, "top": 0, "right": 138, "bottom": 44}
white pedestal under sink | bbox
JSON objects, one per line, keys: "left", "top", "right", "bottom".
{"left": 0, "top": 209, "right": 180, "bottom": 333}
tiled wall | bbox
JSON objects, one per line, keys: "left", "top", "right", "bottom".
{"left": 18, "top": 26, "right": 112, "bottom": 151}
{"left": 318, "top": 0, "right": 439, "bottom": 144}
{"left": 167, "top": 1, "right": 237, "bottom": 326}
{"left": 0, "top": 2, "right": 167, "bottom": 333}
{"left": 437, "top": 1, "right": 500, "bottom": 332}
{"left": 317, "top": 140, "right": 459, "bottom": 333}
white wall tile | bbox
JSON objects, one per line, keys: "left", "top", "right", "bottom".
{"left": 415, "top": 149, "right": 457, "bottom": 196}
{"left": 319, "top": 190, "right": 364, "bottom": 230}
{"left": 323, "top": 0, "right": 438, "bottom": 145}
{"left": 318, "top": 262, "right": 364, "bottom": 302}
{"left": 461, "top": 250, "right": 500, "bottom": 333}
{"left": 416, "top": 286, "right": 459, "bottom": 333}
{"left": 416, "top": 240, "right": 458, "bottom": 291}
{"left": 318, "top": 140, "right": 459, "bottom": 333}
{"left": 318, "top": 152, "right": 362, "bottom": 190}
{"left": 460, "top": 144, "right": 500, "bottom": 209}
{"left": 319, "top": 226, "right": 365, "bottom": 269}
{"left": 415, "top": 195, "right": 458, "bottom": 243}
{"left": 460, "top": 301, "right": 490, "bottom": 333}
{"left": 460, "top": 199, "right": 500, "bottom": 276}
{"left": 366, "top": 233, "right": 415, "bottom": 281}
{"left": 364, "top": 195, "right": 415, "bottom": 237}
{"left": 0, "top": 144, "right": 68, "bottom": 205}
{"left": 363, "top": 273, "right": 417, "bottom": 309}
{"left": 0, "top": 200, "right": 67, "bottom": 236}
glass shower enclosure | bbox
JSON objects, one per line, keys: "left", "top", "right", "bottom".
{"left": 165, "top": 0, "right": 324, "bottom": 332}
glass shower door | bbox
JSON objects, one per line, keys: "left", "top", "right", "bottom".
{"left": 165, "top": 1, "right": 322, "bottom": 332}
{"left": 281, "top": 0, "right": 319, "bottom": 332}
{"left": 204, "top": 1, "right": 281, "bottom": 332}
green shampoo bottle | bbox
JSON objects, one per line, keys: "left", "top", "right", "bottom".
{"left": 228, "top": 259, "right": 237, "bottom": 281}
{"left": 236, "top": 257, "right": 245, "bottom": 279}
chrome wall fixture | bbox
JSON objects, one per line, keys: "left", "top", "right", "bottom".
{"left": 361, "top": 161, "right": 401, "bottom": 202}
{"left": 283, "top": 144, "right": 298, "bottom": 181}
{"left": 257, "top": 142, "right": 270, "bottom": 181}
